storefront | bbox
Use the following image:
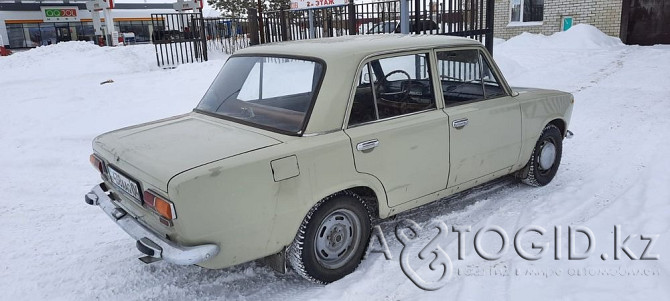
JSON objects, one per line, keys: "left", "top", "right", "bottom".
{"left": 0, "top": 1, "right": 176, "bottom": 48}
{"left": 5, "top": 18, "right": 155, "bottom": 47}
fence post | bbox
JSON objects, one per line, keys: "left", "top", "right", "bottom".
{"left": 280, "top": 9, "right": 289, "bottom": 41}
{"left": 248, "top": 8, "right": 260, "bottom": 45}
{"left": 199, "top": 12, "right": 208, "bottom": 61}
{"left": 308, "top": 10, "right": 315, "bottom": 38}
{"left": 348, "top": 1, "right": 356, "bottom": 35}
{"left": 258, "top": 1, "right": 265, "bottom": 44}
{"left": 400, "top": 0, "right": 410, "bottom": 34}
{"left": 485, "top": 0, "right": 494, "bottom": 54}
{"left": 414, "top": 0, "right": 420, "bottom": 34}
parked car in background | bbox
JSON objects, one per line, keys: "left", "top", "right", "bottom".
{"left": 367, "top": 19, "right": 440, "bottom": 34}
{"left": 357, "top": 22, "right": 374, "bottom": 34}
{"left": 85, "top": 35, "right": 573, "bottom": 284}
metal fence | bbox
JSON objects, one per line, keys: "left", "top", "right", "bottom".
{"left": 203, "top": 18, "right": 251, "bottom": 55}
{"left": 150, "top": 0, "right": 494, "bottom": 66}
{"left": 257, "top": 0, "right": 494, "bottom": 53}
{"left": 151, "top": 12, "right": 207, "bottom": 67}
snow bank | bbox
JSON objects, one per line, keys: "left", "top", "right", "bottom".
{"left": 497, "top": 24, "right": 624, "bottom": 51}
{"left": 493, "top": 24, "right": 627, "bottom": 91}
{"left": 0, "top": 41, "right": 159, "bottom": 84}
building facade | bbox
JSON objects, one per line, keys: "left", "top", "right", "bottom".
{"left": 493, "top": 0, "right": 623, "bottom": 39}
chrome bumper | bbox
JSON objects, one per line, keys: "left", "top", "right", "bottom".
{"left": 85, "top": 183, "right": 219, "bottom": 265}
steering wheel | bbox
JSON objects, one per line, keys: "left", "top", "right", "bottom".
{"left": 377, "top": 70, "right": 412, "bottom": 101}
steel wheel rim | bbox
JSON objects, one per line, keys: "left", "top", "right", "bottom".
{"left": 538, "top": 139, "right": 557, "bottom": 171}
{"left": 313, "top": 208, "right": 362, "bottom": 269}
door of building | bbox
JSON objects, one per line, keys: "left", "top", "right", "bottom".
{"left": 56, "top": 26, "right": 72, "bottom": 42}
{"left": 622, "top": 0, "right": 670, "bottom": 45}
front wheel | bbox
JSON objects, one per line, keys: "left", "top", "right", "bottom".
{"left": 519, "top": 124, "right": 563, "bottom": 186}
{"left": 288, "top": 192, "right": 372, "bottom": 283}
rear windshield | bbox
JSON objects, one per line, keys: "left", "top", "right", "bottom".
{"left": 196, "top": 56, "right": 324, "bottom": 134}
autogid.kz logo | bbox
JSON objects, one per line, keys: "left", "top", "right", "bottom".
{"left": 369, "top": 220, "right": 661, "bottom": 291}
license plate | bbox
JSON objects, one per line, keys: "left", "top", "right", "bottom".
{"left": 108, "top": 167, "right": 142, "bottom": 202}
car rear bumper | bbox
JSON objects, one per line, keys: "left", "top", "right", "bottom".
{"left": 85, "top": 183, "right": 219, "bottom": 265}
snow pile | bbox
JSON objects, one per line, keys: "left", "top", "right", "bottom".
{"left": 0, "top": 41, "right": 159, "bottom": 84}
{"left": 497, "top": 24, "right": 624, "bottom": 51}
{"left": 493, "top": 24, "right": 628, "bottom": 92}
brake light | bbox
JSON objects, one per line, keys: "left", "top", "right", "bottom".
{"left": 143, "top": 190, "right": 176, "bottom": 220}
{"left": 90, "top": 154, "right": 104, "bottom": 173}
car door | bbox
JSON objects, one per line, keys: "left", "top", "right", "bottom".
{"left": 436, "top": 48, "right": 522, "bottom": 187}
{"left": 344, "top": 52, "right": 450, "bottom": 208}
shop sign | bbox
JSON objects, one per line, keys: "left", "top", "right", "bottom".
{"left": 289, "top": 0, "right": 348, "bottom": 10}
{"left": 41, "top": 7, "right": 80, "bottom": 22}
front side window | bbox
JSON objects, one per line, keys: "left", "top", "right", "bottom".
{"left": 510, "top": 0, "right": 544, "bottom": 22}
{"left": 436, "top": 49, "right": 506, "bottom": 106}
{"left": 197, "top": 56, "right": 324, "bottom": 134}
{"left": 349, "top": 53, "right": 435, "bottom": 126}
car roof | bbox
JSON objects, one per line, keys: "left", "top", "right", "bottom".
{"left": 234, "top": 34, "right": 483, "bottom": 63}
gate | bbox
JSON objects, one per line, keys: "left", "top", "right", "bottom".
{"left": 621, "top": 0, "right": 670, "bottom": 45}
{"left": 257, "top": 0, "right": 495, "bottom": 54}
{"left": 203, "top": 18, "right": 251, "bottom": 55}
{"left": 151, "top": 12, "right": 208, "bottom": 67}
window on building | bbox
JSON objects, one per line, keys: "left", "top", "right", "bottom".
{"left": 76, "top": 22, "right": 96, "bottom": 42}
{"left": 510, "top": 0, "right": 544, "bottom": 22}
{"left": 7, "top": 24, "right": 27, "bottom": 48}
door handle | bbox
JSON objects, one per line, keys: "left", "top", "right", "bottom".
{"left": 452, "top": 118, "right": 469, "bottom": 129}
{"left": 356, "top": 139, "right": 379, "bottom": 151}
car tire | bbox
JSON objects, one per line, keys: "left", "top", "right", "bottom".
{"left": 519, "top": 124, "right": 563, "bottom": 187}
{"left": 288, "top": 192, "right": 372, "bottom": 284}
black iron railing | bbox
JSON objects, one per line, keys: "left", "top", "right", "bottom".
{"left": 151, "top": 12, "right": 207, "bottom": 67}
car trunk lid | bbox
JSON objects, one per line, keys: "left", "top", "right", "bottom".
{"left": 93, "top": 113, "right": 281, "bottom": 191}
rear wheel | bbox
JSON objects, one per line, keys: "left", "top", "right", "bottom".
{"left": 288, "top": 192, "right": 372, "bottom": 283}
{"left": 519, "top": 124, "right": 563, "bottom": 186}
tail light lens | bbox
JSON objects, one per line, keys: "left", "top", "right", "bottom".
{"left": 143, "top": 190, "right": 176, "bottom": 221}
{"left": 90, "top": 154, "right": 105, "bottom": 174}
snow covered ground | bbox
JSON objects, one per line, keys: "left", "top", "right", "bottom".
{"left": 1, "top": 25, "right": 668, "bottom": 300}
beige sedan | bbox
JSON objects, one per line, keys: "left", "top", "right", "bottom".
{"left": 85, "top": 34, "right": 573, "bottom": 283}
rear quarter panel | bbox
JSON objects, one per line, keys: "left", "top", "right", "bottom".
{"left": 167, "top": 131, "right": 387, "bottom": 269}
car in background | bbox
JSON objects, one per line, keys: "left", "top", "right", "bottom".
{"left": 367, "top": 19, "right": 440, "bottom": 34}
{"left": 85, "top": 35, "right": 574, "bottom": 284}
{"left": 357, "top": 22, "right": 374, "bottom": 34}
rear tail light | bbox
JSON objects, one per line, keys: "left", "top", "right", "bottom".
{"left": 90, "top": 154, "right": 105, "bottom": 174}
{"left": 143, "top": 190, "right": 176, "bottom": 221}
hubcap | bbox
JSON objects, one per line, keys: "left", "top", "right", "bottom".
{"left": 314, "top": 208, "right": 362, "bottom": 269}
{"left": 538, "top": 141, "right": 556, "bottom": 170}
